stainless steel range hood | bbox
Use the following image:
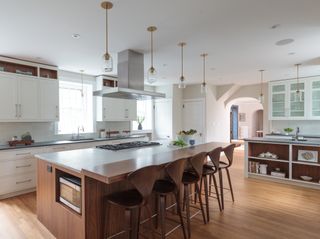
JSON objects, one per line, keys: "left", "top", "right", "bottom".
{"left": 93, "top": 50, "right": 165, "bottom": 100}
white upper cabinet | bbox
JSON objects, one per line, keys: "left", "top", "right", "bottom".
{"left": 18, "top": 76, "right": 40, "bottom": 120}
{"left": 269, "top": 78, "right": 315, "bottom": 120}
{"left": 39, "top": 79, "right": 59, "bottom": 121}
{"left": 0, "top": 73, "right": 59, "bottom": 122}
{"left": 309, "top": 78, "right": 320, "bottom": 119}
{"left": 0, "top": 75, "right": 18, "bottom": 120}
{"left": 96, "top": 97, "right": 137, "bottom": 121}
{"left": 270, "top": 82, "right": 287, "bottom": 119}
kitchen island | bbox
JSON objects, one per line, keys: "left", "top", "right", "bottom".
{"left": 245, "top": 137, "right": 320, "bottom": 189}
{"left": 35, "top": 141, "right": 227, "bottom": 239}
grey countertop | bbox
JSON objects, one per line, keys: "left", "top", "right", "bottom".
{"left": 0, "top": 135, "right": 145, "bottom": 151}
{"left": 35, "top": 141, "right": 229, "bottom": 183}
{"left": 244, "top": 137, "right": 320, "bottom": 146}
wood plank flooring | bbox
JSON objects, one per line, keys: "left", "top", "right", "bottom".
{"left": 0, "top": 148, "right": 319, "bottom": 239}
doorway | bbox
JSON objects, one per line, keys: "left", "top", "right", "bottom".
{"left": 230, "top": 105, "right": 239, "bottom": 141}
{"left": 182, "top": 99, "right": 205, "bottom": 143}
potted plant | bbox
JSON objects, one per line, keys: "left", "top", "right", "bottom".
{"left": 137, "top": 116, "right": 145, "bottom": 130}
{"left": 177, "top": 129, "right": 198, "bottom": 145}
{"left": 283, "top": 128, "right": 293, "bottom": 135}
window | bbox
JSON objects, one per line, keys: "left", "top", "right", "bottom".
{"left": 57, "top": 81, "right": 93, "bottom": 134}
{"left": 132, "top": 100, "right": 153, "bottom": 131}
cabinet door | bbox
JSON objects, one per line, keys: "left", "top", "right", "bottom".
{"left": 39, "top": 79, "right": 59, "bottom": 121}
{"left": 18, "top": 77, "right": 40, "bottom": 120}
{"left": 270, "top": 83, "right": 287, "bottom": 119}
{"left": 310, "top": 79, "right": 320, "bottom": 119}
{"left": 124, "top": 99, "right": 137, "bottom": 121}
{"left": 288, "top": 80, "right": 306, "bottom": 119}
{"left": 0, "top": 75, "right": 18, "bottom": 120}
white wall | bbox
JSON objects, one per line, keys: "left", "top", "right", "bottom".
{"left": 237, "top": 102, "right": 263, "bottom": 138}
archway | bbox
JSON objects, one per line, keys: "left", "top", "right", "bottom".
{"left": 226, "top": 97, "right": 264, "bottom": 143}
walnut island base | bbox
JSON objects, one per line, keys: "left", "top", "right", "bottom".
{"left": 36, "top": 141, "right": 227, "bottom": 239}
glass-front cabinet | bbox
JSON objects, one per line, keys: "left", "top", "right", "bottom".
{"left": 269, "top": 79, "right": 307, "bottom": 120}
{"left": 310, "top": 79, "right": 320, "bottom": 119}
{"left": 270, "top": 83, "right": 287, "bottom": 119}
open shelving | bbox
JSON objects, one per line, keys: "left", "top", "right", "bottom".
{"left": 245, "top": 141, "right": 320, "bottom": 189}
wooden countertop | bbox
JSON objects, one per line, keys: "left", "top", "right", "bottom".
{"left": 35, "top": 141, "right": 228, "bottom": 184}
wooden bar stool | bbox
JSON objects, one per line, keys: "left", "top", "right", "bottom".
{"left": 200, "top": 147, "right": 223, "bottom": 222}
{"left": 182, "top": 152, "right": 207, "bottom": 238}
{"left": 153, "top": 158, "right": 187, "bottom": 239}
{"left": 103, "top": 165, "right": 160, "bottom": 239}
{"left": 218, "top": 144, "right": 236, "bottom": 210}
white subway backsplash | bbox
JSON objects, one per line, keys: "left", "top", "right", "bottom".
{"left": 271, "top": 120, "right": 320, "bottom": 136}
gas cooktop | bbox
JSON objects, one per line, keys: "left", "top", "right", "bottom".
{"left": 96, "top": 141, "right": 161, "bottom": 151}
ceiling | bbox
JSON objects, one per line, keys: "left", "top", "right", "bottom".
{"left": 2, "top": 0, "right": 320, "bottom": 85}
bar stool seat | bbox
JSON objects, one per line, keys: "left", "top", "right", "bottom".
{"left": 153, "top": 179, "right": 175, "bottom": 195}
{"left": 219, "top": 161, "right": 228, "bottom": 168}
{"left": 106, "top": 189, "right": 143, "bottom": 208}
{"left": 182, "top": 171, "right": 199, "bottom": 184}
{"left": 202, "top": 166, "right": 215, "bottom": 175}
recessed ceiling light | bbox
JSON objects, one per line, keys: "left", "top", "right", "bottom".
{"left": 275, "top": 39, "right": 294, "bottom": 46}
{"left": 210, "top": 67, "right": 215, "bottom": 71}
{"left": 288, "top": 52, "right": 295, "bottom": 55}
{"left": 162, "top": 64, "right": 167, "bottom": 67}
{"left": 271, "top": 24, "right": 280, "bottom": 29}
{"left": 72, "top": 33, "right": 81, "bottom": 39}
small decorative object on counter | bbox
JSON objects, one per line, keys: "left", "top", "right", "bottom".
{"left": 189, "top": 139, "right": 195, "bottom": 146}
{"left": 8, "top": 132, "right": 34, "bottom": 146}
{"left": 259, "top": 164, "right": 268, "bottom": 175}
{"left": 177, "top": 129, "right": 197, "bottom": 144}
{"left": 21, "top": 132, "right": 32, "bottom": 141}
{"left": 283, "top": 128, "right": 293, "bottom": 135}
{"left": 137, "top": 116, "right": 145, "bottom": 130}
{"left": 99, "top": 129, "right": 106, "bottom": 138}
{"left": 300, "top": 176, "right": 312, "bottom": 181}
{"left": 172, "top": 139, "right": 188, "bottom": 147}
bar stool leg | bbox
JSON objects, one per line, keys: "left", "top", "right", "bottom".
{"left": 203, "top": 175, "right": 210, "bottom": 222}
{"left": 218, "top": 169, "right": 224, "bottom": 210}
{"left": 154, "top": 194, "right": 159, "bottom": 229}
{"left": 159, "top": 195, "right": 166, "bottom": 239}
{"left": 212, "top": 174, "right": 222, "bottom": 211}
{"left": 174, "top": 192, "right": 187, "bottom": 239}
{"left": 145, "top": 204, "right": 155, "bottom": 239}
{"left": 226, "top": 168, "right": 235, "bottom": 202}
{"left": 195, "top": 182, "right": 207, "bottom": 224}
{"left": 184, "top": 184, "right": 191, "bottom": 238}
{"left": 209, "top": 174, "right": 212, "bottom": 196}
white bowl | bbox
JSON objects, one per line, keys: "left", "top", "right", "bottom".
{"left": 300, "top": 176, "right": 313, "bottom": 181}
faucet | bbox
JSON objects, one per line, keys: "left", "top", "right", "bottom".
{"left": 295, "top": 127, "right": 300, "bottom": 140}
{"left": 77, "top": 126, "right": 84, "bottom": 139}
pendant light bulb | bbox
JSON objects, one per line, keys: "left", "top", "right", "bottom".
{"left": 259, "top": 70, "right": 265, "bottom": 104}
{"left": 200, "top": 53, "right": 208, "bottom": 94}
{"left": 147, "top": 26, "right": 158, "bottom": 84}
{"left": 178, "top": 42, "right": 186, "bottom": 89}
{"left": 101, "top": 1, "right": 113, "bottom": 72}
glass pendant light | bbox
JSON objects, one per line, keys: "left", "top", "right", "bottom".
{"left": 178, "top": 42, "right": 186, "bottom": 89}
{"left": 147, "top": 26, "right": 158, "bottom": 84}
{"left": 295, "top": 64, "right": 302, "bottom": 102}
{"left": 101, "top": 1, "right": 113, "bottom": 72}
{"left": 258, "top": 70, "right": 265, "bottom": 104}
{"left": 200, "top": 53, "right": 208, "bottom": 94}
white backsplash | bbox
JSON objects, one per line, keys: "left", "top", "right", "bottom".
{"left": 271, "top": 120, "right": 320, "bottom": 136}
{"left": 0, "top": 121, "right": 130, "bottom": 145}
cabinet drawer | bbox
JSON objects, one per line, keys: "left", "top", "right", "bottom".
{"left": 0, "top": 172, "right": 36, "bottom": 195}
{"left": 0, "top": 157, "right": 36, "bottom": 177}
{"left": 0, "top": 148, "right": 43, "bottom": 162}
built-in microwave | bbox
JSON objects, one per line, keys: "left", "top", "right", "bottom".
{"left": 59, "top": 176, "right": 81, "bottom": 214}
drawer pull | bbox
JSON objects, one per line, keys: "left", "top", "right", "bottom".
{"left": 16, "top": 164, "right": 32, "bottom": 169}
{"left": 16, "top": 152, "right": 32, "bottom": 156}
{"left": 16, "top": 179, "right": 32, "bottom": 184}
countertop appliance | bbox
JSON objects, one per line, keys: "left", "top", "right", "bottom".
{"left": 96, "top": 141, "right": 161, "bottom": 151}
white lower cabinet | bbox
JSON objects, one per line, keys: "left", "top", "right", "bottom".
{"left": 0, "top": 137, "right": 147, "bottom": 199}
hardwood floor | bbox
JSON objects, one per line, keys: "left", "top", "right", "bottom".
{"left": 1, "top": 148, "right": 319, "bottom": 239}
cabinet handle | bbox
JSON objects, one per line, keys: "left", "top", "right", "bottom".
{"left": 16, "top": 152, "right": 32, "bottom": 156}
{"left": 19, "top": 104, "right": 22, "bottom": 117}
{"left": 56, "top": 106, "right": 59, "bottom": 118}
{"left": 15, "top": 104, "right": 18, "bottom": 118}
{"left": 16, "top": 164, "right": 32, "bottom": 169}
{"left": 124, "top": 109, "right": 129, "bottom": 118}
{"left": 16, "top": 179, "right": 32, "bottom": 184}
{"left": 103, "top": 108, "right": 106, "bottom": 119}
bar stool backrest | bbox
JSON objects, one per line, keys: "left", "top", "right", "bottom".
{"left": 127, "top": 165, "right": 160, "bottom": 202}
{"left": 165, "top": 158, "right": 187, "bottom": 191}
{"left": 189, "top": 152, "right": 207, "bottom": 178}
{"left": 207, "top": 147, "right": 223, "bottom": 172}
{"left": 223, "top": 144, "right": 236, "bottom": 167}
